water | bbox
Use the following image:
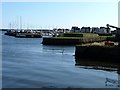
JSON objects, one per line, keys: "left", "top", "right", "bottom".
{"left": 1, "top": 31, "right": 120, "bottom": 88}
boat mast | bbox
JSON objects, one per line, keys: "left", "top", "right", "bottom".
{"left": 27, "top": 24, "right": 29, "bottom": 30}
{"left": 17, "top": 16, "right": 19, "bottom": 30}
{"left": 9, "top": 22, "right": 12, "bottom": 30}
{"left": 20, "top": 16, "right": 22, "bottom": 30}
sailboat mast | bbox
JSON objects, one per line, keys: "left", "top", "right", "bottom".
{"left": 9, "top": 22, "right": 12, "bottom": 30}
{"left": 20, "top": 16, "right": 22, "bottom": 30}
{"left": 17, "top": 16, "right": 19, "bottom": 30}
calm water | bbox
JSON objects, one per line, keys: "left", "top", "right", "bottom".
{"left": 1, "top": 31, "right": 120, "bottom": 88}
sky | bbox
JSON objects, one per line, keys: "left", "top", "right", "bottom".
{"left": 118, "top": 1, "right": 120, "bottom": 27}
{"left": 1, "top": 1, "right": 119, "bottom": 29}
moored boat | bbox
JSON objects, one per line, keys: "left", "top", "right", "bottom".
{"left": 15, "top": 32, "right": 42, "bottom": 38}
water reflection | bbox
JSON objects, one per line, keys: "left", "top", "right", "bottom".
{"left": 75, "top": 59, "right": 120, "bottom": 87}
{"left": 75, "top": 59, "right": 120, "bottom": 72}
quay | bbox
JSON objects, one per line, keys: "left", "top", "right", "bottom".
{"left": 75, "top": 43, "right": 120, "bottom": 63}
{"left": 42, "top": 37, "right": 81, "bottom": 45}
{"left": 75, "top": 24, "right": 120, "bottom": 62}
{"left": 42, "top": 24, "right": 120, "bottom": 45}
{"left": 42, "top": 33, "right": 108, "bottom": 45}
{"left": 42, "top": 36, "right": 106, "bottom": 45}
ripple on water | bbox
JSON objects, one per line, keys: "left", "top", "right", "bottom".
{"left": 2, "top": 34, "right": 120, "bottom": 88}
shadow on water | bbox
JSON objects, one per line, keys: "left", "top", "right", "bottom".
{"left": 75, "top": 58, "right": 120, "bottom": 87}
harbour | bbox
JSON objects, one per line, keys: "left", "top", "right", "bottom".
{"left": 1, "top": 31, "right": 120, "bottom": 88}
{"left": 1, "top": 2, "right": 120, "bottom": 89}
